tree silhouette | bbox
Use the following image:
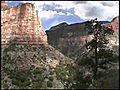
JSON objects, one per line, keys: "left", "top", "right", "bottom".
{"left": 80, "top": 18, "right": 116, "bottom": 81}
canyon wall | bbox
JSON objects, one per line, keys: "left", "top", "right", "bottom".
{"left": 1, "top": 2, "right": 47, "bottom": 45}
{"left": 105, "top": 16, "right": 119, "bottom": 48}
{"left": 46, "top": 16, "right": 119, "bottom": 58}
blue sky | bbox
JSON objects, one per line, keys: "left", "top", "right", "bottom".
{"left": 6, "top": 1, "right": 119, "bottom": 30}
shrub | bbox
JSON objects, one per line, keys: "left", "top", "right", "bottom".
{"left": 49, "top": 77, "right": 54, "bottom": 81}
{"left": 31, "top": 82, "right": 42, "bottom": 88}
{"left": 47, "top": 81, "right": 52, "bottom": 87}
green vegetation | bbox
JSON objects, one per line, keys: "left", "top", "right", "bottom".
{"left": 49, "top": 77, "right": 54, "bottom": 81}
{"left": 47, "top": 81, "right": 52, "bottom": 87}
{"left": 31, "top": 82, "right": 43, "bottom": 88}
{"left": 76, "top": 18, "right": 119, "bottom": 88}
{"left": 1, "top": 44, "right": 74, "bottom": 89}
{"left": 1, "top": 18, "right": 119, "bottom": 89}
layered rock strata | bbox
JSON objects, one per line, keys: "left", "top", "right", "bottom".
{"left": 1, "top": 2, "right": 47, "bottom": 45}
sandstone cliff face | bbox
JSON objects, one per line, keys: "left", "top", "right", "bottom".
{"left": 107, "top": 16, "right": 119, "bottom": 32}
{"left": 1, "top": 2, "right": 76, "bottom": 89}
{"left": 1, "top": 2, "right": 47, "bottom": 45}
{"left": 1, "top": 1, "right": 8, "bottom": 9}
{"left": 105, "top": 16, "right": 119, "bottom": 48}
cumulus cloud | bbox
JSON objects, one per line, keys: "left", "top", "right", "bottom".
{"left": 17, "top": 1, "right": 118, "bottom": 21}
{"left": 7, "top": 1, "right": 119, "bottom": 21}
{"left": 41, "top": 3, "right": 75, "bottom": 16}
{"left": 7, "top": 1, "right": 119, "bottom": 29}
{"left": 74, "top": 1, "right": 119, "bottom": 21}
{"left": 85, "top": 6, "right": 103, "bottom": 18}
{"left": 42, "top": 3, "right": 61, "bottom": 10}
{"left": 20, "top": 1, "right": 119, "bottom": 29}
{"left": 101, "top": 2, "right": 116, "bottom": 7}
{"left": 74, "top": 1, "right": 88, "bottom": 4}
{"left": 5, "top": 1, "right": 12, "bottom": 3}
{"left": 38, "top": 10, "right": 58, "bottom": 20}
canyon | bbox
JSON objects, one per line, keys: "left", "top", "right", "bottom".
{"left": 1, "top": 2, "right": 75, "bottom": 89}
{"left": 46, "top": 16, "right": 119, "bottom": 58}
{"left": 1, "top": 1, "right": 119, "bottom": 89}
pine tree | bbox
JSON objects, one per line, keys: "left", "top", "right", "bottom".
{"left": 79, "top": 18, "right": 118, "bottom": 85}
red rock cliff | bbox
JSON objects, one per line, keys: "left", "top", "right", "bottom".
{"left": 106, "top": 16, "right": 119, "bottom": 32}
{"left": 1, "top": 1, "right": 8, "bottom": 9}
{"left": 106, "top": 16, "right": 119, "bottom": 47}
{"left": 110, "top": 16, "right": 119, "bottom": 32}
{"left": 1, "top": 2, "right": 47, "bottom": 44}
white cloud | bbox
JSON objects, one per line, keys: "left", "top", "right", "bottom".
{"left": 5, "top": 1, "right": 12, "bottom": 3}
{"left": 38, "top": 10, "right": 58, "bottom": 20}
{"left": 21, "top": 1, "right": 119, "bottom": 21}
{"left": 57, "top": 12, "right": 66, "bottom": 16}
{"left": 73, "top": 1, "right": 119, "bottom": 21}
{"left": 67, "top": 12, "right": 74, "bottom": 16}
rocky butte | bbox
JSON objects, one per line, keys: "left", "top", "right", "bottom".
{"left": 1, "top": 2, "right": 47, "bottom": 45}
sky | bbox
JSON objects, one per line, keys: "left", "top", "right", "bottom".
{"left": 6, "top": 1, "right": 119, "bottom": 30}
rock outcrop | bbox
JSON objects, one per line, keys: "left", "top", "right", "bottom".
{"left": 1, "top": 1, "right": 8, "bottom": 9}
{"left": 106, "top": 16, "right": 119, "bottom": 32}
{"left": 105, "top": 16, "right": 119, "bottom": 48}
{"left": 46, "top": 16, "right": 119, "bottom": 59}
{"left": 1, "top": 2, "right": 47, "bottom": 45}
{"left": 1, "top": 2, "right": 76, "bottom": 89}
